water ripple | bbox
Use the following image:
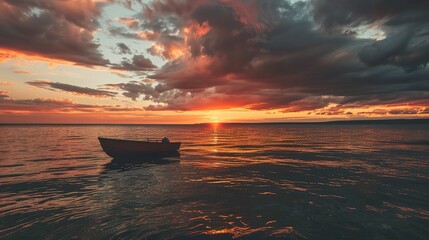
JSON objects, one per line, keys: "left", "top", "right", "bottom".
{"left": 0, "top": 124, "right": 428, "bottom": 239}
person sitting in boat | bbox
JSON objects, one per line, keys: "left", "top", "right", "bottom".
{"left": 162, "top": 137, "right": 170, "bottom": 143}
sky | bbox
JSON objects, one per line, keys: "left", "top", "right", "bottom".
{"left": 0, "top": 0, "right": 429, "bottom": 124}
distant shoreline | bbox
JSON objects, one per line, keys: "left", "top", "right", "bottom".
{"left": 1, "top": 119, "right": 428, "bottom": 126}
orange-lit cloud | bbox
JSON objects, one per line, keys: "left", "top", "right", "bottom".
{"left": 117, "top": 17, "right": 140, "bottom": 30}
{"left": 148, "top": 42, "right": 187, "bottom": 60}
{"left": 1, "top": 0, "right": 429, "bottom": 123}
{"left": 137, "top": 31, "right": 160, "bottom": 41}
{"left": 0, "top": 1, "right": 109, "bottom": 66}
{"left": 0, "top": 48, "right": 75, "bottom": 66}
{"left": 184, "top": 21, "right": 211, "bottom": 37}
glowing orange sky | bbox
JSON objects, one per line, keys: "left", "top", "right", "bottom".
{"left": 0, "top": 0, "right": 428, "bottom": 123}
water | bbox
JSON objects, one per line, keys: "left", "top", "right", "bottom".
{"left": 0, "top": 123, "right": 428, "bottom": 239}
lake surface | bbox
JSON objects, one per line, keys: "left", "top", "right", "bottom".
{"left": 1, "top": 123, "right": 428, "bottom": 239}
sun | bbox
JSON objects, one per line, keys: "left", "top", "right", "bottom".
{"left": 210, "top": 119, "right": 221, "bottom": 128}
{"left": 209, "top": 114, "right": 220, "bottom": 124}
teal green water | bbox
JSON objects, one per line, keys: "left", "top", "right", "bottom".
{"left": 1, "top": 124, "right": 428, "bottom": 239}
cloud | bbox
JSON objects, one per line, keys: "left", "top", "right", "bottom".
{"left": 0, "top": 90, "right": 211, "bottom": 123}
{"left": 108, "top": 26, "right": 148, "bottom": 40}
{"left": 312, "top": 0, "right": 429, "bottom": 30}
{"left": 105, "top": 81, "right": 161, "bottom": 100}
{"left": 13, "top": 70, "right": 32, "bottom": 75}
{"left": 110, "top": 0, "right": 429, "bottom": 113}
{"left": 117, "top": 17, "right": 140, "bottom": 30}
{"left": 313, "top": 0, "right": 429, "bottom": 71}
{"left": 113, "top": 54, "right": 158, "bottom": 71}
{"left": 0, "top": 92, "right": 100, "bottom": 112}
{"left": 147, "top": 35, "right": 185, "bottom": 60}
{"left": 0, "top": 0, "right": 110, "bottom": 66}
{"left": 0, "top": 82, "right": 12, "bottom": 86}
{"left": 2, "top": 0, "right": 429, "bottom": 116}
{"left": 0, "top": 90, "right": 8, "bottom": 99}
{"left": 0, "top": 91, "right": 141, "bottom": 113}
{"left": 357, "top": 107, "right": 428, "bottom": 116}
{"left": 116, "top": 43, "right": 132, "bottom": 55}
{"left": 27, "top": 80, "right": 117, "bottom": 98}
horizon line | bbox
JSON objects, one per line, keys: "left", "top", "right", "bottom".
{"left": 1, "top": 118, "right": 428, "bottom": 125}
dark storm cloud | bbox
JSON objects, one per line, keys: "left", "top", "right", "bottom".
{"left": 358, "top": 29, "right": 429, "bottom": 71}
{"left": 113, "top": 55, "right": 158, "bottom": 71}
{"left": 113, "top": 0, "right": 429, "bottom": 112}
{"left": 27, "top": 81, "right": 117, "bottom": 98}
{"left": 0, "top": 0, "right": 110, "bottom": 66}
{"left": 2, "top": 0, "right": 107, "bottom": 30}
{"left": 116, "top": 43, "right": 132, "bottom": 55}
{"left": 312, "top": 0, "right": 429, "bottom": 29}
{"left": 103, "top": 81, "right": 189, "bottom": 107}
{"left": 105, "top": 81, "right": 161, "bottom": 100}
{"left": 313, "top": 0, "right": 429, "bottom": 71}
{"left": 4, "top": 0, "right": 428, "bottom": 114}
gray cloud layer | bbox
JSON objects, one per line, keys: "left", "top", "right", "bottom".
{"left": 113, "top": 55, "right": 158, "bottom": 71}
{"left": 0, "top": 90, "right": 144, "bottom": 113}
{"left": 27, "top": 81, "right": 117, "bottom": 98}
{"left": 2, "top": 0, "right": 429, "bottom": 114}
{"left": 109, "top": 0, "right": 429, "bottom": 112}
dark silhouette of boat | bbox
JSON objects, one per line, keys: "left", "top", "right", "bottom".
{"left": 98, "top": 137, "right": 181, "bottom": 159}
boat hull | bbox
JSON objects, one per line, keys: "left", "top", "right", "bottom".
{"left": 98, "top": 137, "right": 181, "bottom": 158}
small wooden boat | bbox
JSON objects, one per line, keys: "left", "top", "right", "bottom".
{"left": 98, "top": 137, "right": 181, "bottom": 158}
